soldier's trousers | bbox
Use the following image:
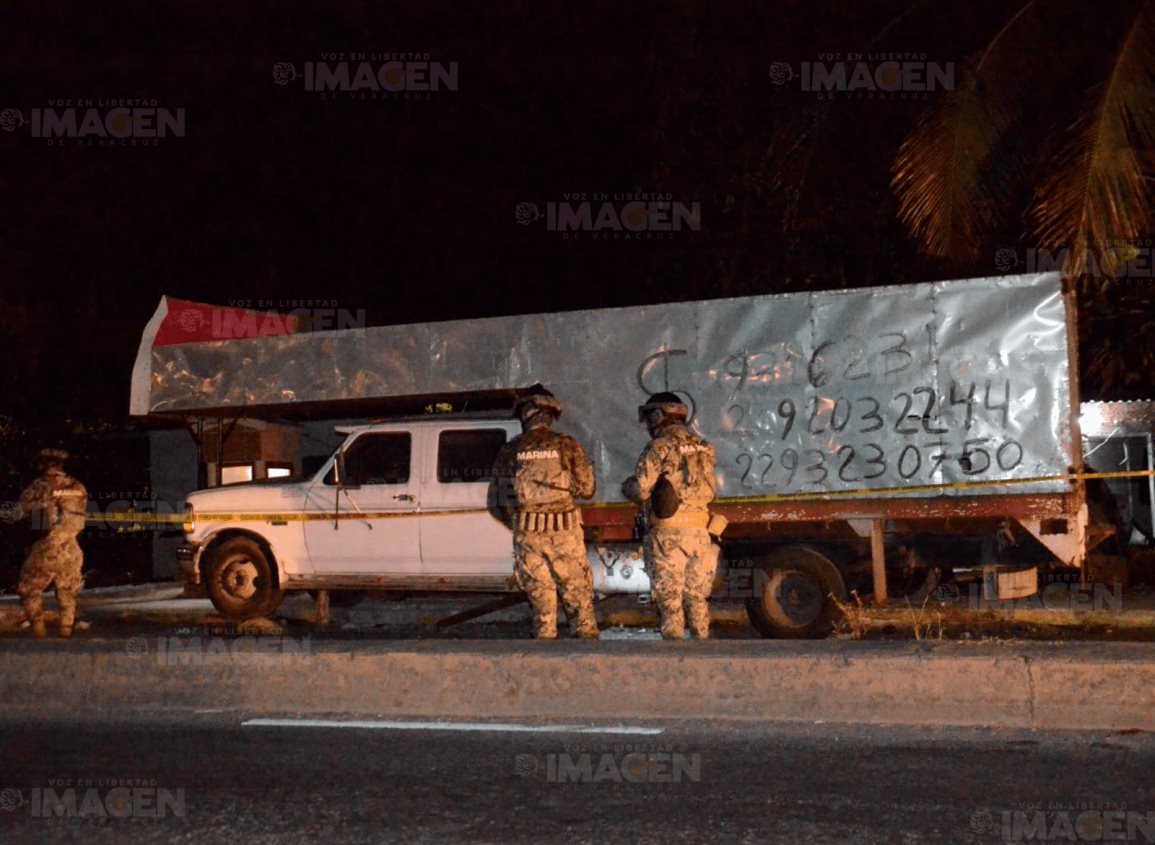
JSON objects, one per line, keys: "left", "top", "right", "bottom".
{"left": 644, "top": 526, "right": 719, "bottom": 640}
{"left": 513, "top": 522, "right": 598, "bottom": 639}
{"left": 18, "top": 533, "right": 84, "bottom": 629}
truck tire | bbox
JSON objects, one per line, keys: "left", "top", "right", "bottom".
{"left": 746, "top": 546, "right": 847, "bottom": 639}
{"left": 205, "top": 536, "right": 286, "bottom": 620}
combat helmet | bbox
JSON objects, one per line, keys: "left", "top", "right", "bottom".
{"left": 637, "top": 392, "right": 689, "bottom": 428}
{"left": 515, "top": 387, "right": 563, "bottom": 429}
{"left": 37, "top": 448, "right": 69, "bottom": 469}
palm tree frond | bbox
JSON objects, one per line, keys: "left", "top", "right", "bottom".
{"left": 765, "top": 102, "right": 832, "bottom": 231}
{"left": 890, "top": 66, "right": 1022, "bottom": 261}
{"left": 1032, "top": 1, "right": 1155, "bottom": 279}
{"left": 768, "top": 2, "right": 927, "bottom": 233}
{"left": 890, "top": 2, "right": 1038, "bottom": 263}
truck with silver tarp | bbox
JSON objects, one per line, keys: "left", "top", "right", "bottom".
{"left": 131, "top": 271, "right": 1097, "bottom": 637}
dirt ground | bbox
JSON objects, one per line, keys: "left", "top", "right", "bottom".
{"left": 2, "top": 577, "right": 1155, "bottom": 642}
{"left": 830, "top": 579, "right": 1155, "bottom": 642}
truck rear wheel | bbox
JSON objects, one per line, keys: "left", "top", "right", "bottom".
{"left": 746, "top": 546, "right": 847, "bottom": 639}
{"left": 205, "top": 536, "right": 286, "bottom": 620}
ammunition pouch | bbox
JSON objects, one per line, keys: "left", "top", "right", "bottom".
{"left": 650, "top": 475, "right": 681, "bottom": 520}
{"left": 517, "top": 509, "right": 580, "bottom": 533}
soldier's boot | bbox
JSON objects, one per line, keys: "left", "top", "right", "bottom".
{"left": 655, "top": 590, "right": 686, "bottom": 640}
{"left": 660, "top": 622, "right": 685, "bottom": 640}
{"left": 21, "top": 595, "right": 47, "bottom": 638}
{"left": 658, "top": 607, "right": 686, "bottom": 640}
{"left": 573, "top": 615, "right": 600, "bottom": 640}
{"left": 58, "top": 594, "right": 77, "bottom": 639}
{"left": 529, "top": 588, "right": 559, "bottom": 639}
{"left": 574, "top": 609, "right": 600, "bottom": 639}
{"left": 686, "top": 600, "right": 711, "bottom": 640}
{"left": 564, "top": 594, "right": 600, "bottom": 640}
{"left": 688, "top": 609, "right": 706, "bottom": 637}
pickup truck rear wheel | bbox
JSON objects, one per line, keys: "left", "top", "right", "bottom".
{"left": 205, "top": 537, "right": 286, "bottom": 619}
{"left": 746, "top": 546, "right": 847, "bottom": 639}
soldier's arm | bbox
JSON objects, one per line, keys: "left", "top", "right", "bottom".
{"left": 622, "top": 441, "right": 667, "bottom": 503}
{"left": 18, "top": 480, "right": 47, "bottom": 516}
{"left": 706, "top": 446, "right": 718, "bottom": 496}
{"left": 563, "top": 437, "right": 596, "bottom": 500}
{"left": 492, "top": 441, "right": 516, "bottom": 480}
{"left": 489, "top": 442, "right": 518, "bottom": 524}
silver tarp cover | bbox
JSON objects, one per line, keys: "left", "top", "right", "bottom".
{"left": 141, "top": 272, "right": 1073, "bottom": 501}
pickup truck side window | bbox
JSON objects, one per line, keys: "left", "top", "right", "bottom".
{"left": 437, "top": 429, "right": 507, "bottom": 483}
{"left": 340, "top": 433, "right": 412, "bottom": 485}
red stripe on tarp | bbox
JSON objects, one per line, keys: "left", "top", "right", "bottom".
{"left": 154, "top": 297, "right": 301, "bottom": 346}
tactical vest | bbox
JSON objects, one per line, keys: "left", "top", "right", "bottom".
{"left": 665, "top": 430, "right": 715, "bottom": 510}
{"left": 52, "top": 483, "right": 88, "bottom": 534}
{"left": 513, "top": 438, "right": 572, "bottom": 510}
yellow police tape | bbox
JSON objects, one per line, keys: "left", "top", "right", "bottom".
{"left": 78, "top": 468, "right": 1155, "bottom": 526}
{"left": 721, "top": 468, "right": 1155, "bottom": 506}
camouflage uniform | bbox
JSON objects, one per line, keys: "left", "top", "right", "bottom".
{"left": 493, "top": 426, "right": 598, "bottom": 639}
{"left": 624, "top": 423, "right": 718, "bottom": 639}
{"left": 17, "top": 451, "right": 87, "bottom": 637}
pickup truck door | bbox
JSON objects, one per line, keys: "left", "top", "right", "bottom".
{"left": 302, "top": 431, "right": 422, "bottom": 573}
{"left": 420, "top": 425, "right": 517, "bottom": 575}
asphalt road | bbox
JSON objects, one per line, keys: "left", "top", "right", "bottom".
{"left": 1, "top": 714, "right": 1152, "bottom": 844}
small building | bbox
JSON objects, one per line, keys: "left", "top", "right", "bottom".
{"left": 1080, "top": 400, "right": 1155, "bottom": 548}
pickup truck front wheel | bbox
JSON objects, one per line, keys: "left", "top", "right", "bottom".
{"left": 205, "top": 536, "right": 286, "bottom": 620}
{"left": 745, "top": 546, "right": 847, "bottom": 639}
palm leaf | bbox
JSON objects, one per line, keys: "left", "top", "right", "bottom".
{"left": 769, "top": 1, "right": 926, "bottom": 233}
{"left": 890, "top": 1, "right": 1038, "bottom": 263}
{"left": 765, "top": 101, "right": 831, "bottom": 231}
{"left": 1032, "top": 0, "right": 1155, "bottom": 282}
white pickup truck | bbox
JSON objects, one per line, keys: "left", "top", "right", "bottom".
{"left": 179, "top": 416, "right": 651, "bottom": 619}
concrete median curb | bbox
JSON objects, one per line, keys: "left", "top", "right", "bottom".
{"left": 1, "top": 640, "right": 1152, "bottom": 731}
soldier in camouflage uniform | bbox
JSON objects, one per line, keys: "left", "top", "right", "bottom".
{"left": 623, "top": 393, "right": 719, "bottom": 640}
{"left": 492, "top": 390, "right": 599, "bottom": 639}
{"left": 17, "top": 448, "right": 87, "bottom": 638}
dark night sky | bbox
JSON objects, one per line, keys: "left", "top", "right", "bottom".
{"left": 0, "top": 0, "right": 1147, "bottom": 436}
